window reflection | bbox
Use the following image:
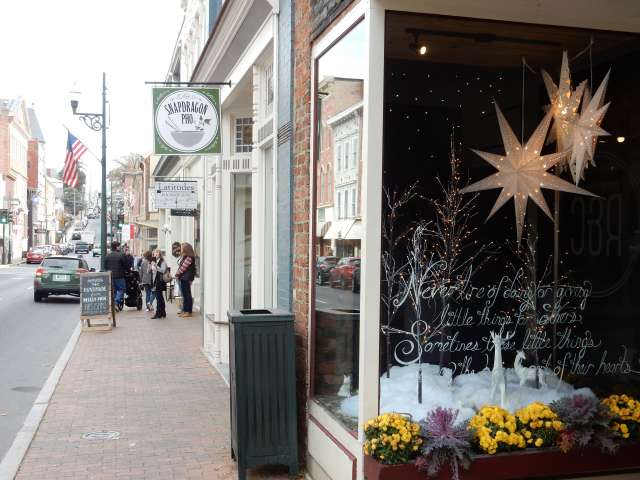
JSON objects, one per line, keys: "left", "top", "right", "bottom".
{"left": 313, "top": 21, "right": 366, "bottom": 431}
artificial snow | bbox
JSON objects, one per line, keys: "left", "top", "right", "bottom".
{"left": 340, "top": 363, "right": 594, "bottom": 423}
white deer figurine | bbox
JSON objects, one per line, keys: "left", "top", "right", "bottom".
{"left": 489, "top": 330, "right": 512, "bottom": 407}
{"left": 514, "top": 351, "right": 547, "bottom": 388}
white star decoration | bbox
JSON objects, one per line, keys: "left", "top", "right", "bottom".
{"left": 542, "top": 51, "right": 611, "bottom": 184}
{"left": 461, "top": 103, "right": 597, "bottom": 242}
{"left": 569, "top": 71, "right": 611, "bottom": 184}
{"left": 542, "top": 51, "right": 587, "bottom": 153}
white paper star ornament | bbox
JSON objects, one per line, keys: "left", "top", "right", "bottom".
{"left": 461, "top": 103, "right": 597, "bottom": 242}
{"left": 542, "top": 51, "right": 587, "bottom": 153}
{"left": 570, "top": 70, "right": 611, "bottom": 184}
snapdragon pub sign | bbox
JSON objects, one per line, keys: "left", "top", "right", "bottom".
{"left": 152, "top": 87, "right": 220, "bottom": 155}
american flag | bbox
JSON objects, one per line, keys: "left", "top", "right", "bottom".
{"left": 63, "top": 132, "right": 87, "bottom": 188}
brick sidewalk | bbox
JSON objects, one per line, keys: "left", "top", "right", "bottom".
{"left": 15, "top": 303, "right": 296, "bottom": 480}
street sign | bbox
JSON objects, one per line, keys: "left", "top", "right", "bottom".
{"left": 155, "top": 181, "right": 198, "bottom": 209}
{"left": 170, "top": 208, "right": 198, "bottom": 217}
{"left": 152, "top": 87, "right": 220, "bottom": 155}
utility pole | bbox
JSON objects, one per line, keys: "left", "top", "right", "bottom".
{"left": 70, "top": 72, "right": 107, "bottom": 270}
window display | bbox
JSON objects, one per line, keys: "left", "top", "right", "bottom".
{"left": 341, "top": 12, "right": 640, "bottom": 441}
{"left": 312, "top": 21, "right": 366, "bottom": 430}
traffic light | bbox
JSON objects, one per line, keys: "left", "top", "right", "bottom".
{"left": 0, "top": 209, "right": 8, "bottom": 224}
{"left": 117, "top": 214, "right": 124, "bottom": 228}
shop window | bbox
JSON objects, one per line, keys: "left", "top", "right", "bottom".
{"left": 234, "top": 117, "right": 253, "bottom": 153}
{"left": 232, "top": 173, "right": 252, "bottom": 309}
{"left": 312, "top": 20, "right": 366, "bottom": 431}
{"left": 334, "top": 12, "right": 640, "bottom": 437}
{"left": 264, "top": 63, "right": 274, "bottom": 116}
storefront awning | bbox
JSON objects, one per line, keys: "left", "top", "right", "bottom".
{"left": 343, "top": 219, "right": 362, "bottom": 240}
{"left": 317, "top": 221, "right": 331, "bottom": 238}
{"left": 134, "top": 219, "right": 158, "bottom": 229}
{"left": 324, "top": 219, "right": 355, "bottom": 240}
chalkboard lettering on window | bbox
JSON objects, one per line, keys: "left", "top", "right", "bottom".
{"left": 80, "top": 272, "right": 112, "bottom": 318}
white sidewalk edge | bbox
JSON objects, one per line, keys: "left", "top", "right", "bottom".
{"left": 201, "top": 347, "right": 230, "bottom": 388}
{"left": 0, "top": 321, "right": 82, "bottom": 480}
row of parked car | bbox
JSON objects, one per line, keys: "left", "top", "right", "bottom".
{"left": 316, "top": 255, "right": 360, "bottom": 293}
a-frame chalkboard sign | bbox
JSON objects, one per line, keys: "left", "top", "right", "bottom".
{"left": 80, "top": 271, "right": 116, "bottom": 330}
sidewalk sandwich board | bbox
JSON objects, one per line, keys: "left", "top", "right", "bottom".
{"left": 80, "top": 271, "right": 116, "bottom": 331}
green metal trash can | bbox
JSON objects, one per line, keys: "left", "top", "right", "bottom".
{"left": 228, "top": 309, "right": 299, "bottom": 479}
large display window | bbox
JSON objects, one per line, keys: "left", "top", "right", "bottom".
{"left": 339, "top": 12, "right": 640, "bottom": 435}
{"left": 312, "top": 20, "right": 366, "bottom": 431}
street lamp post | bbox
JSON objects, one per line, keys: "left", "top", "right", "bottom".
{"left": 71, "top": 72, "right": 107, "bottom": 270}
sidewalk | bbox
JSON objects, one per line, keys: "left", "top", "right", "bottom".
{"left": 15, "top": 303, "right": 296, "bottom": 480}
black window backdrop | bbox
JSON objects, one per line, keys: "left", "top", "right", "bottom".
{"left": 340, "top": 13, "right": 640, "bottom": 426}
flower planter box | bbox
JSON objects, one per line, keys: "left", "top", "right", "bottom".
{"left": 364, "top": 444, "right": 640, "bottom": 480}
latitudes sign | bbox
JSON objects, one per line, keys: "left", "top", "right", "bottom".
{"left": 155, "top": 181, "right": 198, "bottom": 209}
{"left": 152, "top": 88, "right": 220, "bottom": 155}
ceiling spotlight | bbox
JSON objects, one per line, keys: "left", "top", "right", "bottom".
{"left": 617, "top": 136, "right": 626, "bottom": 143}
{"left": 419, "top": 44, "right": 428, "bottom": 55}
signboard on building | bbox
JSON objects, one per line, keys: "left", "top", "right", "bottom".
{"left": 154, "top": 181, "right": 198, "bottom": 209}
{"left": 121, "top": 223, "right": 134, "bottom": 242}
{"left": 170, "top": 208, "right": 198, "bottom": 217}
{"left": 152, "top": 87, "right": 221, "bottom": 155}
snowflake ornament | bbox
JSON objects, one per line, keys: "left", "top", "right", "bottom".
{"left": 461, "top": 102, "right": 597, "bottom": 242}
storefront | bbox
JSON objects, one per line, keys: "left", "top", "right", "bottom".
{"left": 302, "top": 1, "right": 640, "bottom": 479}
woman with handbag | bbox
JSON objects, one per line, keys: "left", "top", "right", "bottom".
{"left": 174, "top": 242, "right": 196, "bottom": 317}
{"left": 150, "top": 249, "right": 168, "bottom": 318}
{"left": 139, "top": 250, "right": 155, "bottom": 312}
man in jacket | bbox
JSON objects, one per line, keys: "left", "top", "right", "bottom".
{"left": 105, "top": 241, "right": 129, "bottom": 310}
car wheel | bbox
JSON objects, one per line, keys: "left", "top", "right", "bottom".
{"left": 34, "top": 292, "right": 42, "bottom": 302}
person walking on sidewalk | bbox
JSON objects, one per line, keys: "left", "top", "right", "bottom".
{"left": 175, "top": 242, "right": 196, "bottom": 318}
{"left": 105, "top": 241, "right": 128, "bottom": 311}
{"left": 171, "top": 241, "right": 183, "bottom": 313}
{"left": 150, "top": 249, "right": 167, "bottom": 318}
{"left": 139, "top": 250, "right": 155, "bottom": 312}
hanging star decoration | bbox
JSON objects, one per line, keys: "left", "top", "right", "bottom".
{"left": 541, "top": 51, "right": 587, "bottom": 154}
{"left": 460, "top": 103, "right": 597, "bottom": 242}
{"left": 542, "top": 51, "right": 611, "bottom": 184}
{"left": 569, "top": 70, "right": 611, "bottom": 184}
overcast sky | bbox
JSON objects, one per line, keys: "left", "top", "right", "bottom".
{"left": 0, "top": 0, "right": 183, "bottom": 192}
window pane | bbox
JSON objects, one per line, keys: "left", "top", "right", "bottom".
{"left": 378, "top": 12, "right": 640, "bottom": 427}
{"left": 232, "top": 173, "right": 252, "bottom": 309}
{"left": 313, "top": 20, "right": 366, "bottom": 431}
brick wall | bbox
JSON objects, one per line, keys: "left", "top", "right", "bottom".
{"left": 27, "top": 139, "right": 38, "bottom": 189}
{"left": 311, "top": 0, "right": 355, "bottom": 39}
{"left": 293, "top": 0, "right": 312, "bottom": 456}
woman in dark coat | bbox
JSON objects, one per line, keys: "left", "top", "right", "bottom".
{"left": 175, "top": 242, "right": 196, "bottom": 317}
{"left": 150, "top": 249, "right": 167, "bottom": 318}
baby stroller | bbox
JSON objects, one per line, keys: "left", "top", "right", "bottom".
{"left": 123, "top": 270, "right": 143, "bottom": 310}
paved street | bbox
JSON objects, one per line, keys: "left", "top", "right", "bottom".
{"left": 316, "top": 284, "right": 359, "bottom": 311}
{"left": 0, "top": 233, "right": 100, "bottom": 461}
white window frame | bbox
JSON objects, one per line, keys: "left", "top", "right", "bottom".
{"left": 234, "top": 117, "right": 253, "bottom": 154}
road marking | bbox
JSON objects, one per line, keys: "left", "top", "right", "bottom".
{"left": 26, "top": 286, "right": 33, "bottom": 290}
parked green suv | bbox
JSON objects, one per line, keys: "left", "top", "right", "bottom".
{"left": 34, "top": 256, "right": 93, "bottom": 302}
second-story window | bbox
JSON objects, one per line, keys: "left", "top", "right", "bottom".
{"left": 235, "top": 117, "right": 253, "bottom": 153}
{"left": 265, "top": 63, "right": 274, "bottom": 116}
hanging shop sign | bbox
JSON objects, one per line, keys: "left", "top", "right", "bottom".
{"left": 152, "top": 87, "right": 220, "bottom": 155}
{"left": 170, "top": 208, "right": 198, "bottom": 217}
{"left": 121, "top": 223, "right": 134, "bottom": 242}
{"left": 154, "top": 181, "right": 198, "bottom": 210}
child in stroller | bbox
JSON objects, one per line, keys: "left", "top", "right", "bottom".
{"left": 122, "top": 269, "right": 143, "bottom": 310}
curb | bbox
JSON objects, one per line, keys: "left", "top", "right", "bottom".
{"left": 0, "top": 321, "right": 82, "bottom": 480}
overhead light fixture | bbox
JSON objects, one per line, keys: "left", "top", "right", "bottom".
{"left": 408, "top": 30, "right": 428, "bottom": 56}
{"left": 617, "top": 136, "right": 626, "bottom": 143}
